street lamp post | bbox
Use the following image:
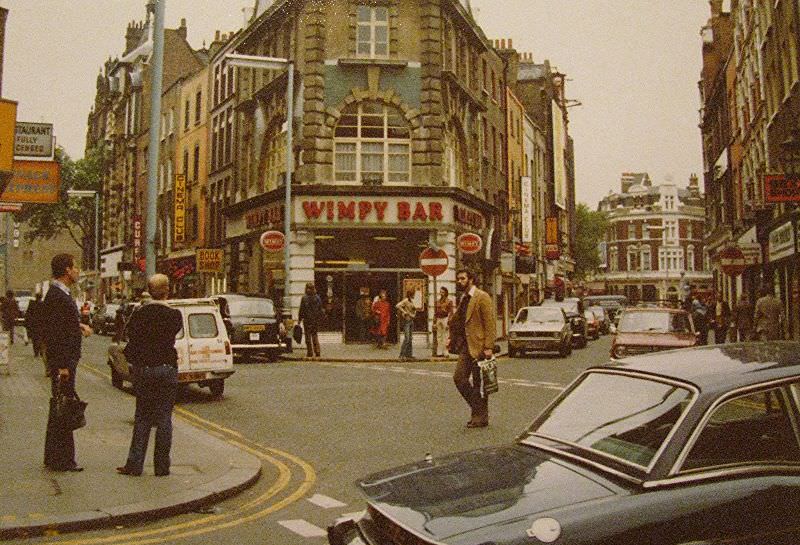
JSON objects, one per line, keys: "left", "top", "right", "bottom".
{"left": 225, "top": 53, "right": 294, "bottom": 317}
{"left": 66, "top": 189, "right": 100, "bottom": 291}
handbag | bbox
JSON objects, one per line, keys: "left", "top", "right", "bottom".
{"left": 478, "top": 355, "right": 499, "bottom": 398}
{"left": 292, "top": 323, "right": 303, "bottom": 344}
{"left": 55, "top": 387, "right": 87, "bottom": 431}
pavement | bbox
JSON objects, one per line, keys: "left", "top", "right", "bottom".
{"left": 283, "top": 335, "right": 509, "bottom": 362}
{"left": 0, "top": 339, "right": 262, "bottom": 539}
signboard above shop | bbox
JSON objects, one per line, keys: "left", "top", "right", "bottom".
{"left": 14, "top": 122, "right": 54, "bottom": 158}
{"left": 0, "top": 160, "right": 60, "bottom": 203}
{"left": 769, "top": 221, "right": 796, "bottom": 263}
{"left": 765, "top": 174, "right": 800, "bottom": 203}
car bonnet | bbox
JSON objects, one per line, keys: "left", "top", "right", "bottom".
{"left": 358, "top": 445, "right": 619, "bottom": 541}
{"left": 615, "top": 331, "right": 696, "bottom": 347}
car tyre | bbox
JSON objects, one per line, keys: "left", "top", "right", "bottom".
{"left": 508, "top": 348, "right": 518, "bottom": 358}
{"left": 559, "top": 342, "right": 571, "bottom": 358}
{"left": 209, "top": 379, "right": 225, "bottom": 398}
{"left": 110, "top": 366, "right": 123, "bottom": 389}
{"left": 577, "top": 336, "right": 588, "bottom": 349}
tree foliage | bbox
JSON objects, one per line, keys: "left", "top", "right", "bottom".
{"left": 18, "top": 145, "right": 105, "bottom": 248}
{"left": 574, "top": 202, "right": 609, "bottom": 280}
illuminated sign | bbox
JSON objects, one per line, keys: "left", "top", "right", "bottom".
{"left": 174, "top": 173, "right": 186, "bottom": 243}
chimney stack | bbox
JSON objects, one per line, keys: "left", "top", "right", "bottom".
{"left": 177, "top": 17, "right": 187, "bottom": 40}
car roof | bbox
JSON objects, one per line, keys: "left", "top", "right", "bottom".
{"left": 620, "top": 307, "right": 687, "bottom": 314}
{"left": 605, "top": 342, "right": 800, "bottom": 394}
{"left": 166, "top": 298, "right": 219, "bottom": 307}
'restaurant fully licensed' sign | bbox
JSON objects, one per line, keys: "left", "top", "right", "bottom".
{"left": 14, "top": 122, "right": 54, "bottom": 158}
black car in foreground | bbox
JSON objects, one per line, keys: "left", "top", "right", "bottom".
{"left": 329, "top": 342, "right": 800, "bottom": 545}
{"left": 211, "top": 293, "right": 287, "bottom": 362}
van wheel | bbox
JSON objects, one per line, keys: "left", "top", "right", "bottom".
{"left": 559, "top": 342, "right": 572, "bottom": 358}
{"left": 111, "top": 367, "right": 123, "bottom": 389}
{"left": 209, "top": 380, "right": 225, "bottom": 398}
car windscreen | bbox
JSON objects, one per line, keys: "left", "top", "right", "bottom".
{"left": 542, "top": 301, "right": 578, "bottom": 314}
{"left": 618, "top": 311, "right": 690, "bottom": 333}
{"left": 227, "top": 299, "right": 275, "bottom": 318}
{"left": 522, "top": 372, "right": 693, "bottom": 468}
{"left": 588, "top": 306, "right": 606, "bottom": 318}
{"left": 517, "top": 308, "right": 563, "bottom": 323}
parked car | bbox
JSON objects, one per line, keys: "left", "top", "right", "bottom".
{"left": 210, "top": 293, "right": 287, "bottom": 362}
{"left": 508, "top": 306, "right": 572, "bottom": 358}
{"left": 328, "top": 342, "right": 800, "bottom": 545}
{"left": 91, "top": 303, "right": 121, "bottom": 335}
{"left": 584, "top": 294, "right": 629, "bottom": 324}
{"left": 13, "top": 295, "right": 33, "bottom": 327}
{"left": 611, "top": 307, "right": 696, "bottom": 359}
{"left": 541, "top": 298, "right": 587, "bottom": 348}
{"left": 588, "top": 304, "right": 610, "bottom": 334}
{"left": 583, "top": 309, "right": 601, "bottom": 340}
{"left": 107, "top": 298, "right": 234, "bottom": 397}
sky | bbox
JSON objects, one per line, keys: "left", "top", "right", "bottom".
{"left": 1, "top": 0, "right": 710, "bottom": 208}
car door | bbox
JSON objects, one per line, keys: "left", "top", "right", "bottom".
{"left": 186, "top": 307, "right": 230, "bottom": 372}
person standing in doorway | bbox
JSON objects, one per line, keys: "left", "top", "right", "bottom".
{"left": 396, "top": 290, "right": 417, "bottom": 361}
{"left": 43, "top": 254, "right": 92, "bottom": 472}
{"left": 299, "top": 283, "right": 323, "bottom": 359}
{"left": 732, "top": 292, "right": 754, "bottom": 341}
{"left": 434, "top": 287, "right": 454, "bottom": 358}
{"left": 117, "top": 274, "right": 183, "bottom": 477}
{"left": 712, "top": 294, "right": 730, "bottom": 344}
{"left": 754, "top": 285, "right": 784, "bottom": 341}
{"left": 354, "top": 290, "right": 373, "bottom": 343}
{"left": 449, "top": 269, "right": 496, "bottom": 428}
{"left": 371, "top": 290, "right": 390, "bottom": 349}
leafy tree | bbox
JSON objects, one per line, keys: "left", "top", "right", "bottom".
{"left": 18, "top": 145, "right": 105, "bottom": 251}
{"left": 574, "top": 202, "right": 609, "bottom": 280}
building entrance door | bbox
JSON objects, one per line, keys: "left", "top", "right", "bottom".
{"left": 344, "top": 272, "right": 398, "bottom": 343}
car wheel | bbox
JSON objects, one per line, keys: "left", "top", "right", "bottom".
{"left": 265, "top": 350, "right": 279, "bottom": 363}
{"left": 110, "top": 366, "right": 123, "bottom": 389}
{"left": 508, "top": 348, "right": 518, "bottom": 358}
{"left": 209, "top": 379, "right": 225, "bottom": 398}
{"left": 577, "top": 336, "right": 588, "bottom": 348}
{"left": 559, "top": 342, "right": 571, "bottom": 358}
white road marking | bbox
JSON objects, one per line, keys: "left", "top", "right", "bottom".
{"left": 278, "top": 519, "right": 327, "bottom": 537}
{"left": 307, "top": 493, "right": 347, "bottom": 509}
{"left": 335, "top": 511, "right": 366, "bottom": 524}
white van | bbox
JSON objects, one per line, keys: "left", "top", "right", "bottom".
{"left": 107, "top": 298, "right": 235, "bottom": 397}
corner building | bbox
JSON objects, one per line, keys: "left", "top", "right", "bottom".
{"left": 219, "top": 0, "right": 508, "bottom": 343}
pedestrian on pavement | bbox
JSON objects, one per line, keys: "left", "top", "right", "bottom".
{"left": 117, "top": 274, "right": 183, "bottom": 477}
{"left": 448, "top": 269, "right": 496, "bottom": 428}
{"left": 434, "top": 287, "right": 454, "bottom": 358}
{"left": 754, "top": 285, "right": 784, "bottom": 341}
{"left": 1, "top": 290, "right": 19, "bottom": 344}
{"left": 691, "top": 296, "right": 709, "bottom": 346}
{"left": 371, "top": 290, "right": 390, "bottom": 349}
{"left": 298, "top": 283, "right": 323, "bottom": 359}
{"left": 712, "top": 294, "right": 730, "bottom": 344}
{"left": 396, "top": 290, "right": 417, "bottom": 361}
{"left": 354, "top": 290, "right": 373, "bottom": 343}
{"left": 43, "top": 253, "right": 92, "bottom": 472}
{"left": 25, "top": 293, "right": 44, "bottom": 357}
{"left": 731, "top": 292, "right": 754, "bottom": 341}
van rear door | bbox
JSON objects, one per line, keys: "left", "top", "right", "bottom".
{"left": 186, "top": 307, "right": 231, "bottom": 372}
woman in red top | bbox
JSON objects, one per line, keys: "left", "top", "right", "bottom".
{"left": 371, "top": 290, "right": 390, "bottom": 349}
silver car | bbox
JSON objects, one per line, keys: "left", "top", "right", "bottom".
{"left": 508, "top": 306, "right": 572, "bottom": 358}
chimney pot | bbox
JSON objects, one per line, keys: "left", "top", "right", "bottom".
{"left": 215, "top": 30, "right": 221, "bottom": 41}
{"left": 508, "top": 38, "right": 513, "bottom": 49}
{"left": 500, "top": 38, "right": 506, "bottom": 49}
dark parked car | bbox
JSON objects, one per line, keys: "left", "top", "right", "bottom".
{"left": 91, "top": 303, "right": 121, "bottom": 335}
{"left": 584, "top": 294, "right": 629, "bottom": 323}
{"left": 211, "top": 293, "right": 287, "bottom": 362}
{"left": 13, "top": 296, "right": 32, "bottom": 327}
{"left": 588, "top": 304, "right": 610, "bottom": 334}
{"left": 329, "top": 342, "right": 800, "bottom": 545}
{"left": 611, "top": 307, "right": 696, "bottom": 359}
{"left": 541, "top": 298, "right": 587, "bottom": 348}
{"left": 507, "top": 306, "right": 572, "bottom": 358}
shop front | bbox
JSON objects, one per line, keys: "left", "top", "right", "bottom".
{"left": 225, "top": 188, "right": 497, "bottom": 344}
{"left": 767, "top": 219, "right": 799, "bottom": 340}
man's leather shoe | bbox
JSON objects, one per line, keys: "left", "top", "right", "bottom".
{"left": 466, "top": 420, "right": 488, "bottom": 428}
{"left": 65, "top": 465, "right": 84, "bottom": 472}
{"left": 155, "top": 471, "right": 170, "bottom": 477}
{"left": 116, "top": 466, "right": 141, "bottom": 476}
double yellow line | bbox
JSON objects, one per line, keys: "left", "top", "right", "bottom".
{"left": 67, "top": 364, "right": 317, "bottom": 545}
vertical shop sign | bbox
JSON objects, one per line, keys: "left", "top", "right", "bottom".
{"left": 0, "top": 99, "right": 17, "bottom": 175}
{"left": 521, "top": 176, "right": 533, "bottom": 243}
{"left": 133, "top": 214, "right": 142, "bottom": 260}
{"left": 174, "top": 173, "right": 186, "bottom": 244}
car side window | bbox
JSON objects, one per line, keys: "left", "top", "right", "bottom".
{"left": 682, "top": 387, "right": 800, "bottom": 471}
{"left": 188, "top": 313, "right": 219, "bottom": 339}
{"left": 516, "top": 309, "right": 527, "bottom": 323}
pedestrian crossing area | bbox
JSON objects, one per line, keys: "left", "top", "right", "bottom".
{"left": 316, "top": 361, "right": 565, "bottom": 391}
{"left": 276, "top": 494, "right": 363, "bottom": 540}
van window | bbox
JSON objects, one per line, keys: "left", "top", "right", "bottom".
{"left": 188, "top": 313, "right": 219, "bottom": 338}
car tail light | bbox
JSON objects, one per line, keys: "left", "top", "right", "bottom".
{"left": 224, "top": 340, "right": 231, "bottom": 355}
{"left": 279, "top": 323, "right": 287, "bottom": 336}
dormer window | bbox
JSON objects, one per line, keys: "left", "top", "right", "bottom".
{"left": 357, "top": 5, "right": 389, "bottom": 58}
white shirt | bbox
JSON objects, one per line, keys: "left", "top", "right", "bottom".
{"left": 50, "top": 279, "right": 71, "bottom": 296}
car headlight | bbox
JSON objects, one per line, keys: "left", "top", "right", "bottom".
{"left": 509, "top": 332, "right": 518, "bottom": 339}
{"left": 553, "top": 332, "right": 561, "bottom": 339}
{"left": 612, "top": 345, "right": 627, "bottom": 358}
{"left": 279, "top": 323, "right": 287, "bottom": 336}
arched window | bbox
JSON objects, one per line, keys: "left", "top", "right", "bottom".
{"left": 334, "top": 102, "right": 411, "bottom": 185}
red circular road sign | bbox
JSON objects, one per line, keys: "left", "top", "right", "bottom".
{"left": 419, "top": 247, "right": 448, "bottom": 277}
{"left": 457, "top": 233, "right": 482, "bottom": 255}
{"left": 719, "top": 245, "right": 746, "bottom": 276}
{"left": 260, "top": 230, "right": 285, "bottom": 252}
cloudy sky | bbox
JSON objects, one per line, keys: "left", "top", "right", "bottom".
{"left": 1, "top": 1, "right": 710, "bottom": 207}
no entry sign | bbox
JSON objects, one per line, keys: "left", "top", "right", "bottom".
{"left": 260, "top": 230, "right": 285, "bottom": 252}
{"left": 719, "top": 245, "right": 746, "bottom": 276}
{"left": 420, "top": 247, "right": 448, "bottom": 276}
{"left": 457, "top": 233, "right": 482, "bottom": 254}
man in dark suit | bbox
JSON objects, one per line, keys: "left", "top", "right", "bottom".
{"left": 42, "top": 253, "right": 92, "bottom": 472}
{"left": 449, "top": 269, "right": 496, "bottom": 428}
